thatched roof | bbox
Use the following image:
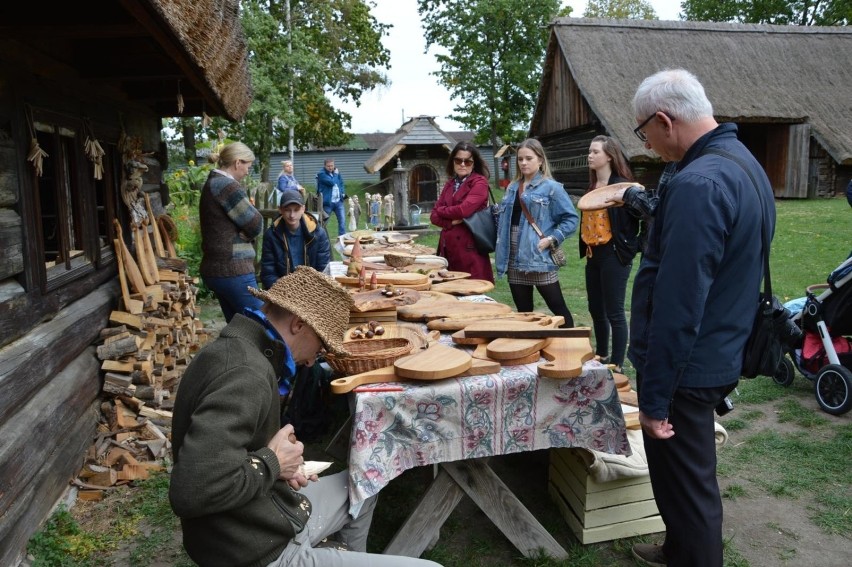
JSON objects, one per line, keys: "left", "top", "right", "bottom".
{"left": 533, "top": 18, "right": 852, "bottom": 164}
{"left": 363, "top": 116, "right": 458, "bottom": 173}
{"left": 2, "top": 0, "right": 252, "bottom": 120}
{"left": 141, "top": 0, "right": 252, "bottom": 119}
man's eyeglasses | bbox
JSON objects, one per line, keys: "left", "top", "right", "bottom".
{"left": 453, "top": 157, "right": 474, "bottom": 166}
{"left": 633, "top": 112, "right": 674, "bottom": 143}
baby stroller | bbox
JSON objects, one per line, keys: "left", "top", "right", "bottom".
{"left": 774, "top": 254, "right": 852, "bottom": 415}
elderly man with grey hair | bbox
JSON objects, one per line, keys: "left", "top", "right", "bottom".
{"left": 625, "top": 69, "right": 776, "bottom": 567}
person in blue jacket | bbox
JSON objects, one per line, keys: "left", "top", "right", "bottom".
{"left": 316, "top": 158, "right": 347, "bottom": 237}
{"left": 494, "top": 138, "right": 579, "bottom": 328}
{"left": 627, "top": 69, "right": 776, "bottom": 567}
{"left": 261, "top": 190, "right": 331, "bottom": 289}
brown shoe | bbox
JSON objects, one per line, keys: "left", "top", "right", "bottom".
{"left": 632, "top": 543, "right": 666, "bottom": 567}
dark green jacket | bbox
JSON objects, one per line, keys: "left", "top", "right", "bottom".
{"left": 169, "top": 315, "right": 310, "bottom": 567}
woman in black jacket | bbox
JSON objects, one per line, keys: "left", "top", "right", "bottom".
{"left": 579, "top": 136, "right": 640, "bottom": 372}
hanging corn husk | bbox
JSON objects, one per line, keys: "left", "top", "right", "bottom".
{"left": 27, "top": 138, "right": 49, "bottom": 177}
{"left": 85, "top": 135, "right": 106, "bottom": 180}
{"left": 202, "top": 111, "right": 212, "bottom": 128}
{"left": 176, "top": 92, "right": 185, "bottom": 114}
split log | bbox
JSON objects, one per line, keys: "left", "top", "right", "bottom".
{"left": 97, "top": 335, "right": 140, "bottom": 360}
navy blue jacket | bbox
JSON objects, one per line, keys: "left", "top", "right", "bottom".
{"left": 260, "top": 212, "right": 331, "bottom": 289}
{"left": 315, "top": 168, "right": 346, "bottom": 206}
{"left": 628, "top": 123, "right": 776, "bottom": 419}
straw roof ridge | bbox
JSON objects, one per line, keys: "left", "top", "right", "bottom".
{"left": 541, "top": 18, "right": 852, "bottom": 164}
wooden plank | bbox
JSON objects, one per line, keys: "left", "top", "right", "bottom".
{"left": 383, "top": 469, "right": 465, "bottom": 557}
{"left": 443, "top": 460, "right": 567, "bottom": 560}
{"left": 464, "top": 327, "right": 593, "bottom": 339}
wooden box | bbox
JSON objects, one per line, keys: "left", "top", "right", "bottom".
{"left": 548, "top": 447, "right": 664, "bottom": 544}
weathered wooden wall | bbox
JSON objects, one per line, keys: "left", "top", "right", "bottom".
{"left": 0, "top": 348, "right": 101, "bottom": 567}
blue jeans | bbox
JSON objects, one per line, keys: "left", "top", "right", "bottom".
{"left": 324, "top": 200, "right": 347, "bottom": 236}
{"left": 203, "top": 272, "right": 263, "bottom": 323}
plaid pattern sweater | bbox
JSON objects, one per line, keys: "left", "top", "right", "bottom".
{"left": 199, "top": 171, "right": 263, "bottom": 278}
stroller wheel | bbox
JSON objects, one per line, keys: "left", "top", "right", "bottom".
{"left": 814, "top": 364, "right": 852, "bottom": 415}
{"left": 773, "top": 356, "right": 796, "bottom": 387}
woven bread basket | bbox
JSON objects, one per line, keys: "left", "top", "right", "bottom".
{"left": 325, "top": 337, "right": 414, "bottom": 375}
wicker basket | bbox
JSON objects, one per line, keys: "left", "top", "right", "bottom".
{"left": 384, "top": 252, "right": 416, "bottom": 268}
{"left": 325, "top": 337, "right": 414, "bottom": 375}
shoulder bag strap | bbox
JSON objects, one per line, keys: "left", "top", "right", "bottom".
{"left": 517, "top": 184, "right": 545, "bottom": 239}
{"left": 699, "top": 147, "right": 772, "bottom": 299}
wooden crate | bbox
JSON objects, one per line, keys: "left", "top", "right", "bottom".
{"left": 548, "top": 447, "right": 664, "bottom": 544}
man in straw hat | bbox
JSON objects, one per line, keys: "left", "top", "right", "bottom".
{"left": 170, "top": 267, "right": 442, "bottom": 567}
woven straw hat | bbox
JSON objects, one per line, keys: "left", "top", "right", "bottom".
{"left": 248, "top": 266, "right": 353, "bottom": 356}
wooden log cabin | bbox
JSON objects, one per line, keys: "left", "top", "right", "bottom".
{"left": 0, "top": 2, "right": 251, "bottom": 564}
{"left": 530, "top": 19, "right": 852, "bottom": 198}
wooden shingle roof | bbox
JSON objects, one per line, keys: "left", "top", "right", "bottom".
{"left": 364, "top": 116, "right": 458, "bottom": 173}
{"left": 533, "top": 18, "right": 852, "bottom": 164}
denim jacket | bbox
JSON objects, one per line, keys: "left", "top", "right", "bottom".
{"left": 495, "top": 173, "right": 579, "bottom": 276}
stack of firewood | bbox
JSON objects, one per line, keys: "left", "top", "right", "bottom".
{"left": 72, "top": 212, "right": 212, "bottom": 500}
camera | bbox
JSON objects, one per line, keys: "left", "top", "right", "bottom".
{"left": 715, "top": 396, "right": 734, "bottom": 416}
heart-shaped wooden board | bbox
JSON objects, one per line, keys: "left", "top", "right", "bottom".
{"left": 537, "top": 337, "right": 595, "bottom": 379}
{"left": 394, "top": 343, "right": 472, "bottom": 379}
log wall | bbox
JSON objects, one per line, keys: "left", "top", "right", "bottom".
{"left": 0, "top": 349, "right": 101, "bottom": 567}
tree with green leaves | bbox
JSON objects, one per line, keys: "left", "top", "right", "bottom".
{"left": 166, "top": 0, "right": 391, "bottom": 182}
{"left": 417, "top": 0, "right": 567, "bottom": 180}
{"left": 584, "top": 0, "right": 657, "bottom": 19}
{"left": 682, "top": 0, "right": 850, "bottom": 25}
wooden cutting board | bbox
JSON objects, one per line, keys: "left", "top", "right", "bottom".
{"left": 336, "top": 272, "right": 429, "bottom": 286}
{"left": 428, "top": 312, "right": 551, "bottom": 332}
{"left": 330, "top": 353, "right": 497, "bottom": 394}
{"left": 398, "top": 300, "right": 512, "bottom": 322}
{"left": 394, "top": 343, "right": 472, "bottom": 379}
{"left": 430, "top": 279, "right": 495, "bottom": 295}
{"left": 537, "top": 337, "right": 595, "bottom": 379}
{"left": 487, "top": 337, "right": 552, "bottom": 361}
{"left": 577, "top": 182, "right": 644, "bottom": 211}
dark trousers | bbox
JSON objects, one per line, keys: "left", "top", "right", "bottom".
{"left": 584, "top": 244, "right": 632, "bottom": 366}
{"left": 643, "top": 383, "right": 737, "bottom": 567}
{"left": 509, "top": 281, "right": 574, "bottom": 328}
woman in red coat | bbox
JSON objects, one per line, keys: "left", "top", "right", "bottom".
{"left": 430, "top": 142, "right": 494, "bottom": 282}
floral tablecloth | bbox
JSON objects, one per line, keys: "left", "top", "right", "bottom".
{"left": 347, "top": 359, "right": 630, "bottom": 512}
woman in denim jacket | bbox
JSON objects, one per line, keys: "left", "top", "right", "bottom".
{"left": 495, "top": 139, "right": 579, "bottom": 327}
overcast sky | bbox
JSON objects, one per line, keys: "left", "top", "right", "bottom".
{"left": 332, "top": 0, "right": 683, "bottom": 133}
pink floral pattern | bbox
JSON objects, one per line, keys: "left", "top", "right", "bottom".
{"left": 347, "top": 362, "right": 629, "bottom": 512}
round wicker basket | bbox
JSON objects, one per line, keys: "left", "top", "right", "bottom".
{"left": 325, "top": 337, "right": 414, "bottom": 375}
{"left": 384, "top": 252, "right": 416, "bottom": 268}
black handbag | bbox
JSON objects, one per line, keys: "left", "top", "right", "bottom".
{"left": 462, "top": 188, "right": 497, "bottom": 254}
{"left": 702, "top": 149, "right": 786, "bottom": 379}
